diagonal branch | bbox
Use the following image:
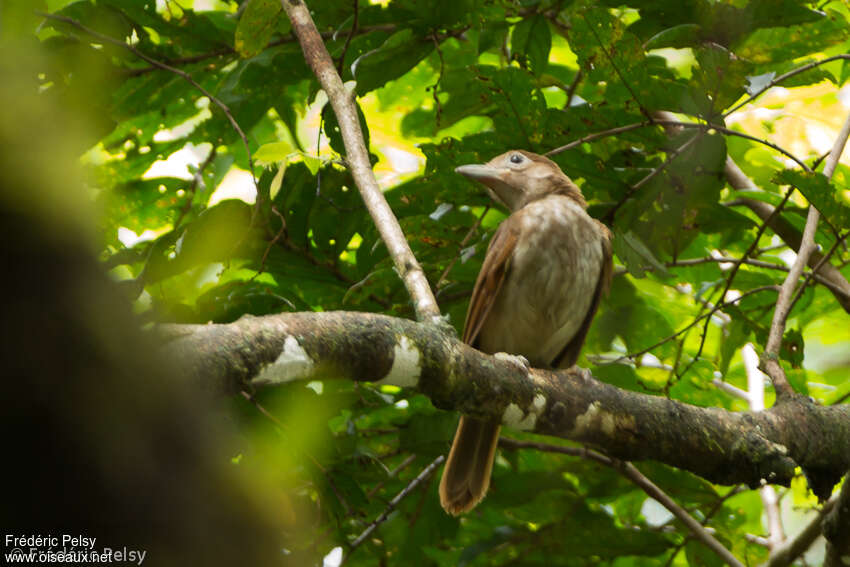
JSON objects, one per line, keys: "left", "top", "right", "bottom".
{"left": 761, "top": 110, "right": 850, "bottom": 398}
{"left": 344, "top": 455, "right": 445, "bottom": 562}
{"left": 724, "top": 55, "right": 850, "bottom": 118}
{"left": 724, "top": 157, "right": 850, "bottom": 313}
{"left": 500, "top": 438, "right": 745, "bottom": 567}
{"left": 766, "top": 492, "right": 838, "bottom": 567}
{"left": 280, "top": 0, "right": 441, "bottom": 322}
{"left": 823, "top": 471, "right": 850, "bottom": 567}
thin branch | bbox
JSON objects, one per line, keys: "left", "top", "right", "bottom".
{"left": 547, "top": 118, "right": 809, "bottom": 174}
{"left": 662, "top": 485, "right": 748, "bottom": 567}
{"left": 281, "top": 0, "right": 441, "bottom": 322}
{"left": 725, "top": 55, "right": 850, "bottom": 117}
{"left": 652, "top": 120, "right": 811, "bottom": 172}
{"left": 239, "top": 390, "right": 353, "bottom": 516}
{"left": 344, "top": 455, "right": 445, "bottom": 561}
{"left": 546, "top": 121, "right": 652, "bottom": 155}
{"left": 761, "top": 110, "right": 850, "bottom": 398}
{"left": 669, "top": 255, "right": 840, "bottom": 293}
{"left": 335, "top": 0, "right": 359, "bottom": 75}
{"left": 499, "top": 438, "right": 745, "bottom": 567}
{"left": 564, "top": 68, "right": 583, "bottom": 108}
{"left": 583, "top": 9, "right": 651, "bottom": 120}
{"left": 766, "top": 493, "right": 839, "bottom": 567}
{"left": 712, "top": 378, "right": 750, "bottom": 401}
{"left": 603, "top": 132, "right": 702, "bottom": 224}
{"left": 724, "top": 157, "right": 850, "bottom": 313}
{"left": 366, "top": 453, "right": 417, "bottom": 498}
{"left": 743, "top": 344, "right": 786, "bottom": 549}
{"left": 430, "top": 32, "right": 446, "bottom": 128}
{"left": 124, "top": 24, "right": 398, "bottom": 77}
{"left": 823, "top": 472, "right": 850, "bottom": 567}
{"left": 617, "top": 156, "right": 796, "bottom": 364}
{"left": 435, "top": 205, "right": 489, "bottom": 291}
{"left": 617, "top": 461, "right": 745, "bottom": 567}
{"left": 788, "top": 231, "right": 850, "bottom": 312}
{"left": 39, "top": 12, "right": 260, "bottom": 191}
{"left": 621, "top": 285, "right": 779, "bottom": 361}
{"left": 676, "top": 183, "right": 797, "bottom": 381}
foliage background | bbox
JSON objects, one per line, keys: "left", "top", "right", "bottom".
{"left": 16, "top": 0, "right": 850, "bottom": 564}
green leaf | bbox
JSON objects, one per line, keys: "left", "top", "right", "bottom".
{"left": 736, "top": 9, "right": 850, "bottom": 64}
{"left": 254, "top": 141, "right": 295, "bottom": 165}
{"left": 322, "top": 101, "right": 370, "bottom": 155}
{"left": 352, "top": 29, "right": 434, "bottom": 95}
{"left": 511, "top": 14, "right": 551, "bottom": 77}
{"left": 645, "top": 24, "right": 703, "bottom": 49}
{"left": 235, "top": 0, "right": 282, "bottom": 59}
{"left": 774, "top": 169, "right": 850, "bottom": 228}
{"left": 691, "top": 45, "right": 753, "bottom": 114}
{"left": 614, "top": 230, "right": 672, "bottom": 279}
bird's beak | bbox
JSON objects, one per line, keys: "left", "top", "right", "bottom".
{"left": 455, "top": 164, "right": 500, "bottom": 181}
{"left": 456, "top": 164, "right": 523, "bottom": 210}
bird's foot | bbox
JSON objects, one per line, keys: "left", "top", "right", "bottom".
{"left": 568, "top": 365, "right": 593, "bottom": 382}
{"left": 493, "top": 352, "right": 531, "bottom": 373}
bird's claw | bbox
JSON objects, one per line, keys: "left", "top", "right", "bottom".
{"left": 493, "top": 352, "right": 530, "bottom": 372}
{"left": 569, "top": 365, "right": 592, "bottom": 381}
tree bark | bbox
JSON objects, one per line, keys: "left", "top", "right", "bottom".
{"left": 162, "top": 311, "right": 850, "bottom": 499}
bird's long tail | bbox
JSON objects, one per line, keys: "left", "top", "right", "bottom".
{"left": 439, "top": 416, "right": 501, "bottom": 515}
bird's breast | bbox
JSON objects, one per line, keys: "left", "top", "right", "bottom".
{"left": 476, "top": 195, "right": 605, "bottom": 367}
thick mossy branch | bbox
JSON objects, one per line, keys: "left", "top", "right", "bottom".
{"left": 162, "top": 311, "right": 850, "bottom": 497}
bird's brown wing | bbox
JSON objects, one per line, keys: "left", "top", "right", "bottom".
{"left": 553, "top": 220, "right": 613, "bottom": 368}
{"left": 462, "top": 220, "right": 520, "bottom": 346}
{"left": 441, "top": 219, "right": 519, "bottom": 515}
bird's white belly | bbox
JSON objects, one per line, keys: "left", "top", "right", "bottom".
{"left": 476, "top": 197, "right": 604, "bottom": 367}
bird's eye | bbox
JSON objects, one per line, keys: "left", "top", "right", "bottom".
{"left": 509, "top": 153, "right": 524, "bottom": 164}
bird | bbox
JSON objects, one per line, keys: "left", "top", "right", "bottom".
{"left": 438, "top": 150, "right": 613, "bottom": 515}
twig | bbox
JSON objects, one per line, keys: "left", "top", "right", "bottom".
{"left": 499, "top": 438, "right": 745, "bottom": 567}
{"left": 712, "top": 378, "right": 750, "bottom": 401}
{"left": 344, "top": 455, "right": 445, "bottom": 561}
{"left": 335, "top": 0, "right": 359, "bottom": 75}
{"left": 602, "top": 132, "right": 702, "bottom": 224}
{"left": 564, "top": 68, "right": 583, "bottom": 108}
{"left": 282, "top": 0, "right": 441, "bottom": 322}
{"left": 124, "top": 24, "right": 398, "bottom": 77}
{"left": 724, "top": 157, "right": 850, "bottom": 313}
{"left": 366, "top": 453, "right": 417, "bottom": 498}
{"left": 676, "top": 183, "right": 797, "bottom": 380}
{"left": 430, "top": 32, "right": 446, "bottom": 128}
{"left": 823, "top": 472, "right": 850, "bottom": 567}
{"left": 583, "top": 9, "right": 651, "bottom": 121}
{"left": 621, "top": 161, "right": 796, "bottom": 366}
{"left": 652, "top": 120, "right": 811, "bottom": 172}
{"left": 435, "top": 205, "right": 489, "bottom": 291}
{"left": 662, "top": 485, "right": 748, "bottom": 567}
{"left": 725, "top": 55, "right": 850, "bottom": 117}
{"left": 743, "top": 344, "right": 786, "bottom": 549}
{"left": 620, "top": 285, "right": 779, "bottom": 362}
{"left": 761, "top": 110, "right": 850, "bottom": 398}
{"left": 617, "top": 461, "right": 745, "bottom": 567}
{"left": 239, "top": 390, "right": 353, "bottom": 516}
{"left": 766, "top": 493, "right": 839, "bottom": 567}
{"left": 787, "top": 231, "right": 850, "bottom": 313}
{"left": 669, "top": 255, "right": 840, "bottom": 292}
{"left": 39, "top": 12, "right": 260, "bottom": 192}
{"left": 546, "top": 121, "right": 652, "bottom": 155}
{"left": 547, "top": 118, "right": 809, "bottom": 174}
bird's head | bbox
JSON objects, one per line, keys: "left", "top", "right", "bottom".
{"left": 455, "top": 150, "right": 586, "bottom": 211}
